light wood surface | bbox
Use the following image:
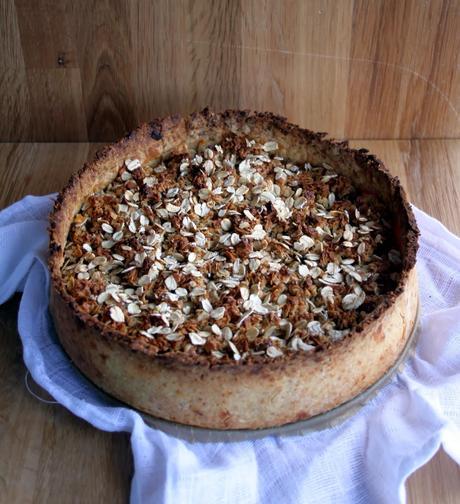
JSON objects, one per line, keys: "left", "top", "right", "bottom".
{"left": 1, "top": 0, "right": 459, "bottom": 142}
{"left": 0, "top": 140, "right": 459, "bottom": 502}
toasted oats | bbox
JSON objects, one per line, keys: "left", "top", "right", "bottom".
{"left": 347, "top": 269, "right": 363, "bottom": 282}
{"left": 211, "top": 324, "right": 222, "bottom": 336}
{"left": 110, "top": 306, "right": 125, "bottom": 323}
{"left": 194, "top": 202, "right": 210, "bottom": 217}
{"left": 310, "top": 267, "right": 322, "bottom": 279}
{"left": 321, "top": 286, "right": 334, "bottom": 305}
{"left": 201, "top": 299, "right": 213, "bottom": 313}
{"left": 128, "top": 303, "right": 141, "bottom": 315}
{"left": 211, "top": 307, "right": 225, "bottom": 320}
{"left": 298, "top": 264, "right": 310, "bottom": 277}
{"left": 221, "top": 218, "right": 232, "bottom": 231}
{"left": 327, "top": 193, "right": 336, "bottom": 208}
{"left": 291, "top": 337, "right": 315, "bottom": 352}
{"left": 329, "top": 329, "right": 349, "bottom": 342}
{"left": 228, "top": 341, "right": 241, "bottom": 360}
{"left": 198, "top": 188, "right": 211, "bottom": 200}
{"left": 140, "top": 330, "right": 155, "bottom": 339}
{"left": 92, "top": 256, "right": 107, "bottom": 266}
{"left": 244, "top": 209, "right": 255, "bottom": 220}
{"left": 273, "top": 198, "right": 292, "bottom": 220}
{"left": 266, "top": 346, "right": 283, "bottom": 358}
{"left": 298, "top": 339, "right": 315, "bottom": 352}
{"left": 246, "top": 326, "right": 259, "bottom": 341}
{"left": 307, "top": 321, "right": 322, "bottom": 335}
{"left": 222, "top": 327, "right": 233, "bottom": 341}
{"left": 275, "top": 294, "right": 286, "bottom": 306}
{"left": 113, "top": 230, "right": 124, "bottom": 241}
{"left": 189, "top": 332, "right": 206, "bottom": 345}
{"left": 125, "top": 159, "right": 141, "bottom": 171}
{"left": 164, "top": 333, "right": 181, "bottom": 341}
{"left": 263, "top": 141, "right": 278, "bottom": 152}
{"left": 248, "top": 224, "right": 266, "bottom": 240}
{"left": 63, "top": 131, "right": 400, "bottom": 360}
{"left": 230, "top": 233, "right": 241, "bottom": 245}
{"left": 143, "top": 176, "right": 157, "bottom": 187}
{"left": 244, "top": 294, "right": 269, "bottom": 315}
{"left": 239, "top": 286, "right": 249, "bottom": 301}
{"left": 342, "top": 289, "right": 366, "bottom": 310}
{"left": 97, "top": 292, "right": 110, "bottom": 304}
{"left": 165, "top": 275, "right": 177, "bottom": 290}
{"left": 343, "top": 224, "right": 353, "bottom": 241}
{"left": 166, "top": 203, "right": 181, "bottom": 214}
{"left": 294, "top": 235, "right": 315, "bottom": 252}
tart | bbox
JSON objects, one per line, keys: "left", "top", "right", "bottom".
{"left": 49, "top": 110, "right": 419, "bottom": 430}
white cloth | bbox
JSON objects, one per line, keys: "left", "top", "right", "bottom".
{"left": 1, "top": 195, "right": 459, "bottom": 504}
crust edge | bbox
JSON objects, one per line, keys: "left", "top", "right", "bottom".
{"left": 48, "top": 109, "right": 420, "bottom": 428}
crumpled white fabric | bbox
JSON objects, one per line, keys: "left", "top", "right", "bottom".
{"left": 1, "top": 194, "right": 459, "bottom": 504}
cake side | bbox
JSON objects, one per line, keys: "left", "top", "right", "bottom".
{"left": 48, "top": 109, "right": 419, "bottom": 429}
{"left": 49, "top": 267, "right": 418, "bottom": 429}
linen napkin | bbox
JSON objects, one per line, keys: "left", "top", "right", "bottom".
{"left": 0, "top": 194, "right": 459, "bottom": 504}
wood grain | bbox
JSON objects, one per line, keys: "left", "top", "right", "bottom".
{"left": 0, "top": 140, "right": 459, "bottom": 501}
{"left": 1, "top": 0, "right": 459, "bottom": 142}
{"left": 0, "top": 0, "right": 31, "bottom": 141}
{"left": 0, "top": 295, "right": 133, "bottom": 504}
{"left": 351, "top": 139, "right": 460, "bottom": 236}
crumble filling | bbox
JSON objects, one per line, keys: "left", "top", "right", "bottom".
{"left": 61, "top": 133, "right": 402, "bottom": 362}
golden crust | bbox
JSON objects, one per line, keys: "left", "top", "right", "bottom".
{"left": 48, "top": 109, "right": 419, "bottom": 429}
{"left": 50, "top": 267, "right": 418, "bottom": 429}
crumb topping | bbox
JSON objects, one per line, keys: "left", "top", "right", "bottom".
{"left": 61, "top": 134, "right": 403, "bottom": 362}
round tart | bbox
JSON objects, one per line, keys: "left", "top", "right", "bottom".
{"left": 49, "top": 110, "right": 419, "bottom": 430}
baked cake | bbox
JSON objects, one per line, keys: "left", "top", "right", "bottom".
{"left": 48, "top": 110, "right": 419, "bottom": 429}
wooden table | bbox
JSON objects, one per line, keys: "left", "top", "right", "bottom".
{"left": 1, "top": 140, "right": 459, "bottom": 503}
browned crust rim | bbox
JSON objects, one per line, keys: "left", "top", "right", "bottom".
{"left": 48, "top": 108, "right": 419, "bottom": 370}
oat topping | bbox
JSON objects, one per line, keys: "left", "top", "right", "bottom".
{"left": 62, "top": 133, "right": 403, "bottom": 362}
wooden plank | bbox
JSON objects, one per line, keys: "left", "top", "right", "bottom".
{"left": 66, "top": 0, "right": 138, "bottom": 141}
{"left": 0, "top": 141, "right": 459, "bottom": 501}
{"left": 0, "top": 296, "right": 132, "bottom": 504}
{"left": 346, "top": 0, "right": 460, "bottom": 139}
{"left": 25, "top": 69, "right": 88, "bottom": 142}
{"left": 239, "top": 0, "right": 355, "bottom": 137}
{"left": 0, "top": 142, "right": 132, "bottom": 503}
{"left": 350, "top": 139, "right": 412, "bottom": 191}
{"left": 0, "top": 0, "right": 32, "bottom": 141}
{"left": 406, "top": 139, "right": 460, "bottom": 236}
{"left": 14, "top": 0, "right": 79, "bottom": 69}
{"left": 130, "top": 0, "right": 194, "bottom": 121}
{"left": 2, "top": 1, "right": 459, "bottom": 141}
{"left": 13, "top": 1, "right": 88, "bottom": 141}
{"left": 0, "top": 144, "right": 90, "bottom": 209}
{"left": 351, "top": 139, "right": 460, "bottom": 235}
{"left": 130, "top": 0, "right": 243, "bottom": 121}
{"left": 407, "top": 449, "right": 460, "bottom": 504}
{"left": 187, "top": 0, "right": 243, "bottom": 112}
